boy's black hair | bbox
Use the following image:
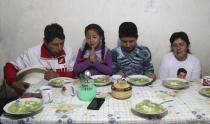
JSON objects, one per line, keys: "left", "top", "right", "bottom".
{"left": 119, "top": 22, "right": 138, "bottom": 38}
{"left": 44, "top": 23, "right": 65, "bottom": 43}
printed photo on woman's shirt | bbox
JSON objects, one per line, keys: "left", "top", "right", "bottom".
{"left": 177, "top": 68, "right": 187, "bottom": 79}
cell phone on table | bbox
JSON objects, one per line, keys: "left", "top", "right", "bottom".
{"left": 87, "top": 97, "right": 105, "bottom": 110}
{"left": 21, "top": 92, "right": 42, "bottom": 98}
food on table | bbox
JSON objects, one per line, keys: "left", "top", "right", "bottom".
{"left": 8, "top": 100, "right": 41, "bottom": 114}
{"left": 111, "top": 80, "right": 132, "bottom": 99}
{"left": 51, "top": 104, "right": 76, "bottom": 112}
{"left": 135, "top": 100, "right": 165, "bottom": 114}
{"left": 200, "top": 88, "right": 210, "bottom": 96}
{"left": 129, "top": 77, "right": 150, "bottom": 83}
{"left": 50, "top": 79, "right": 64, "bottom": 86}
{"left": 93, "top": 76, "right": 110, "bottom": 83}
{"left": 167, "top": 80, "right": 183, "bottom": 86}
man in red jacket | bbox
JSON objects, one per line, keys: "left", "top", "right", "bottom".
{"left": 4, "top": 23, "right": 75, "bottom": 95}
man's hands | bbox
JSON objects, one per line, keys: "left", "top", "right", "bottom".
{"left": 11, "top": 81, "right": 30, "bottom": 95}
{"left": 44, "top": 69, "right": 59, "bottom": 80}
{"left": 146, "top": 72, "right": 156, "bottom": 80}
{"left": 89, "top": 46, "right": 96, "bottom": 63}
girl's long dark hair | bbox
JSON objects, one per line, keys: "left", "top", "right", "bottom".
{"left": 82, "top": 24, "right": 106, "bottom": 60}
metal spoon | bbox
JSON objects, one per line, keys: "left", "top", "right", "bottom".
{"left": 84, "top": 70, "right": 91, "bottom": 90}
{"left": 70, "top": 86, "right": 75, "bottom": 97}
{"left": 160, "top": 100, "right": 174, "bottom": 105}
{"left": 84, "top": 70, "right": 91, "bottom": 78}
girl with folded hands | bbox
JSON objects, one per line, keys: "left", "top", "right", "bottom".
{"left": 73, "top": 24, "right": 112, "bottom": 76}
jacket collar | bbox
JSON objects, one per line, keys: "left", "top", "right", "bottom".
{"left": 121, "top": 44, "right": 137, "bottom": 53}
{"left": 40, "top": 43, "right": 65, "bottom": 59}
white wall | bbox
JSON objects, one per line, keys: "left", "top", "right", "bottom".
{"left": 1, "top": 0, "right": 210, "bottom": 84}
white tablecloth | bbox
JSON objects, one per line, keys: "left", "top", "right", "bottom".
{"left": 1, "top": 79, "right": 210, "bottom": 124}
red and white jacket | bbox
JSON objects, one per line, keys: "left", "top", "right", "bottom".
{"left": 4, "top": 43, "right": 76, "bottom": 85}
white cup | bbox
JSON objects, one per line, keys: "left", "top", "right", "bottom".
{"left": 112, "top": 75, "right": 123, "bottom": 83}
{"left": 62, "top": 85, "right": 76, "bottom": 97}
{"left": 36, "top": 86, "right": 53, "bottom": 104}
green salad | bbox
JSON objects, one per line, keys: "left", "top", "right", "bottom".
{"left": 51, "top": 79, "right": 64, "bottom": 85}
{"left": 129, "top": 78, "right": 150, "bottom": 83}
{"left": 8, "top": 100, "right": 41, "bottom": 114}
{"left": 135, "top": 100, "right": 165, "bottom": 114}
{"left": 167, "top": 80, "right": 183, "bottom": 86}
{"left": 94, "top": 76, "right": 109, "bottom": 83}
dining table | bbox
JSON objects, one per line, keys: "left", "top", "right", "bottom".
{"left": 1, "top": 78, "right": 210, "bottom": 124}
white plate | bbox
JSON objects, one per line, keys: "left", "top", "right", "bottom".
{"left": 90, "top": 75, "right": 111, "bottom": 86}
{"left": 3, "top": 98, "right": 43, "bottom": 116}
{"left": 16, "top": 66, "right": 46, "bottom": 85}
{"left": 49, "top": 77, "right": 74, "bottom": 87}
{"left": 126, "top": 75, "right": 153, "bottom": 86}
{"left": 199, "top": 87, "right": 210, "bottom": 97}
{"left": 131, "top": 100, "right": 168, "bottom": 119}
{"left": 162, "top": 78, "right": 189, "bottom": 90}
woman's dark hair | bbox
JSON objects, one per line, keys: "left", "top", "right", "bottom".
{"left": 170, "top": 31, "right": 190, "bottom": 53}
{"left": 82, "top": 24, "right": 106, "bottom": 60}
{"left": 44, "top": 23, "right": 65, "bottom": 43}
{"left": 119, "top": 22, "right": 138, "bottom": 38}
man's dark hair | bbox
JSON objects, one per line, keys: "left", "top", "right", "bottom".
{"left": 44, "top": 23, "right": 65, "bottom": 43}
{"left": 177, "top": 68, "right": 187, "bottom": 76}
{"left": 119, "top": 22, "right": 138, "bottom": 38}
{"left": 170, "top": 31, "right": 190, "bottom": 53}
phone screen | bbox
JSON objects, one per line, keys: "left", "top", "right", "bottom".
{"left": 87, "top": 97, "right": 105, "bottom": 110}
{"left": 21, "top": 92, "right": 42, "bottom": 98}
